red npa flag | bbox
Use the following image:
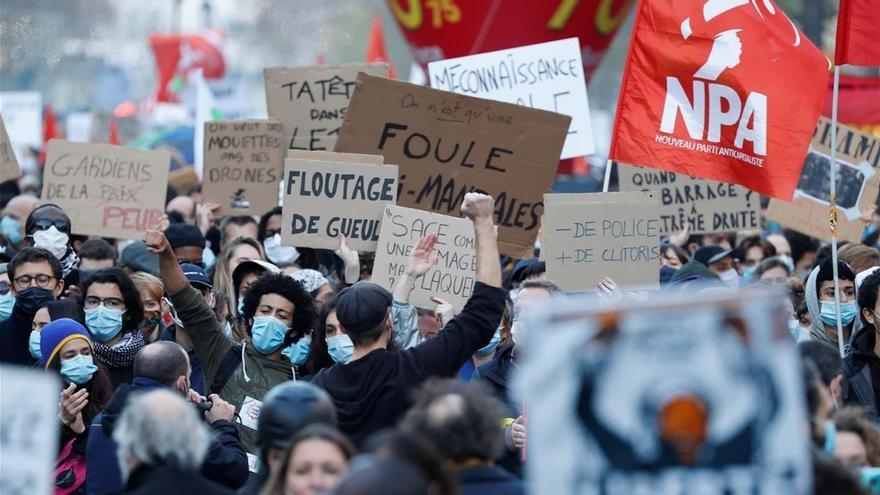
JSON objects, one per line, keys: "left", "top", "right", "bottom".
{"left": 835, "top": 0, "right": 880, "bottom": 67}
{"left": 609, "top": 0, "right": 829, "bottom": 200}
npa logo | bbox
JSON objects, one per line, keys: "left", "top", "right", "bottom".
{"left": 657, "top": 0, "right": 804, "bottom": 168}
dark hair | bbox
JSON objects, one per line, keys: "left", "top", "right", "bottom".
{"left": 348, "top": 320, "right": 388, "bottom": 348}
{"left": 78, "top": 238, "right": 116, "bottom": 262}
{"left": 44, "top": 300, "right": 86, "bottom": 326}
{"left": 241, "top": 273, "right": 315, "bottom": 347}
{"left": 834, "top": 406, "right": 880, "bottom": 466}
{"left": 48, "top": 352, "right": 113, "bottom": 427}
{"left": 662, "top": 243, "right": 689, "bottom": 265}
{"left": 737, "top": 235, "right": 776, "bottom": 263}
{"left": 220, "top": 215, "right": 258, "bottom": 244}
{"left": 257, "top": 207, "right": 283, "bottom": 243}
{"left": 799, "top": 341, "right": 843, "bottom": 387}
{"left": 359, "top": 252, "right": 375, "bottom": 279}
{"left": 785, "top": 229, "right": 819, "bottom": 267}
{"left": 305, "top": 298, "right": 337, "bottom": 374}
{"left": 801, "top": 359, "right": 823, "bottom": 419}
{"left": 8, "top": 247, "right": 63, "bottom": 282}
{"left": 812, "top": 451, "right": 870, "bottom": 495}
{"left": 133, "top": 341, "right": 189, "bottom": 387}
{"left": 400, "top": 379, "right": 506, "bottom": 462}
{"left": 81, "top": 268, "right": 144, "bottom": 331}
{"left": 858, "top": 269, "right": 880, "bottom": 326}
{"left": 25, "top": 203, "right": 71, "bottom": 235}
{"left": 519, "top": 279, "right": 561, "bottom": 294}
{"left": 753, "top": 256, "right": 792, "bottom": 280}
{"left": 815, "top": 258, "right": 855, "bottom": 300}
{"left": 359, "top": 431, "right": 457, "bottom": 495}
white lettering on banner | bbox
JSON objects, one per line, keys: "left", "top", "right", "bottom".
{"left": 659, "top": 77, "right": 767, "bottom": 159}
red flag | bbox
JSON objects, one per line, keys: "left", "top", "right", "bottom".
{"left": 609, "top": 0, "right": 829, "bottom": 201}
{"left": 149, "top": 31, "right": 225, "bottom": 103}
{"left": 108, "top": 117, "right": 120, "bottom": 145}
{"left": 366, "top": 15, "right": 397, "bottom": 79}
{"left": 39, "top": 105, "right": 58, "bottom": 165}
{"left": 835, "top": 0, "right": 880, "bottom": 67}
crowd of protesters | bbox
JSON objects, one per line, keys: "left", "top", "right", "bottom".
{"left": 3, "top": 174, "right": 880, "bottom": 494}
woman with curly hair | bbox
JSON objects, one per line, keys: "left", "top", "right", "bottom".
{"left": 145, "top": 227, "right": 316, "bottom": 458}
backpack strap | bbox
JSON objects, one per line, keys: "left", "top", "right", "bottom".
{"left": 210, "top": 345, "right": 243, "bottom": 395}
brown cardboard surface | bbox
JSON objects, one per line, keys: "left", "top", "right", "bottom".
{"left": 42, "top": 140, "right": 170, "bottom": 239}
{"left": 372, "top": 205, "right": 476, "bottom": 311}
{"left": 0, "top": 112, "right": 21, "bottom": 182}
{"left": 543, "top": 192, "right": 660, "bottom": 291}
{"left": 766, "top": 118, "right": 880, "bottom": 242}
{"left": 281, "top": 158, "right": 398, "bottom": 251}
{"left": 265, "top": 64, "right": 388, "bottom": 152}
{"left": 202, "top": 120, "right": 284, "bottom": 216}
{"left": 286, "top": 149, "right": 383, "bottom": 164}
{"left": 334, "top": 73, "right": 570, "bottom": 258}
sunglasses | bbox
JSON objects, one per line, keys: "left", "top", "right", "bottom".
{"left": 30, "top": 218, "right": 70, "bottom": 233}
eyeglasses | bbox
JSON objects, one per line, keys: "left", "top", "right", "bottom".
{"left": 30, "top": 218, "right": 70, "bottom": 233}
{"left": 13, "top": 274, "right": 55, "bottom": 289}
{"left": 84, "top": 296, "right": 125, "bottom": 310}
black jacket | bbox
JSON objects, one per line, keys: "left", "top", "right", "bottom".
{"left": 312, "top": 282, "right": 506, "bottom": 446}
{"left": 86, "top": 377, "right": 248, "bottom": 494}
{"left": 458, "top": 466, "right": 526, "bottom": 495}
{"left": 475, "top": 343, "right": 518, "bottom": 416}
{"left": 843, "top": 327, "right": 880, "bottom": 422}
{"left": 0, "top": 303, "right": 38, "bottom": 365}
{"left": 123, "top": 464, "right": 233, "bottom": 495}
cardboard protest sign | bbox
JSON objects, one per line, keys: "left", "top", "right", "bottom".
{"left": 0, "top": 113, "right": 21, "bottom": 182}
{"left": 518, "top": 289, "right": 809, "bottom": 494}
{"left": 286, "top": 149, "right": 383, "bottom": 164}
{"left": 428, "top": 37, "right": 594, "bottom": 159}
{"left": 264, "top": 64, "right": 388, "bottom": 151}
{"left": 281, "top": 158, "right": 398, "bottom": 251}
{"left": 335, "top": 73, "right": 570, "bottom": 258}
{"left": 766, "top": 118, "right": 880, "bottom": 242}
{"left": 42, "top": 140, "right": 170, "bottom": 239}
{"left": 0, "top": 365, "right": 60, "bottom": 495}
{"left": 615, "top": 162, "right": 759, "bottom": 235}
{"left": 372, "top": 205, "right": 476, "bottom": 311}
{"left": 168, "top": 166, "right": 199, "bottom": 196}
{"left": 543, "top": 192, "right": 660, "bottom": 291}
{"left": 202, "top": 120, "right": 284, "bottom": 216}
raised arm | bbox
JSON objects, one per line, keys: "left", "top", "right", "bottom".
{"left": 406, "top": 193, "right": 506, "bottom": 376}
{"left": 461, "top": 193, "right": 502, "bottom": 288}
{"left": 391, "top": 234, "right": 438, "bottom": 348}
{"left": 145, "top": 228, "right": 232, "bottom": 384}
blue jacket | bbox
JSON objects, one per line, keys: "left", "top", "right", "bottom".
{"left": 458, "top": 466, "right": 525, "bottom": 495}
{"left": 85, "top": 377, "right": 248, "bottom": 494}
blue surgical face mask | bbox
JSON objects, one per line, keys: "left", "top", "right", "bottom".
{"left": 0, "top": 291, "right": 14, "bottom": 321}
{"left": 820, "top": 300, "right": 858, "bottom": 327}
{"left": 29, "top": 330, "right": 41, "bottom": 359}
{"left": 326, "top": 334, "right": 354, "bottom": 363}
{"left": 741, "top": 265, "right": 757, "bottom": 281}
{"left": 475, "top": 331, "right": 501, "bottom": 357}
{"left": 85, "top": 306, "right": 125, "bottom": 342}
{"left": 60, "top": 354, "right": 98, "bottom": 385}
{"left": 0, "top": 216, "right": 22, "bottom": 244}
{"left": 282, "top": 335, "right": 311, "bottom": 365}
{"left": 250, "top": 315, "right": 289, "bottom": 355}
{"left": 788, "top": 319, "right": 802, "bottom": 340}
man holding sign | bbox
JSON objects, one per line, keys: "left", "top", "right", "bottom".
{"left": 312, "top": 193, "right": 505, "bottom": 446}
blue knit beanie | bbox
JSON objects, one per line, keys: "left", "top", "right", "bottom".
{"left": 40, "top": 318, "right": 93, "bottom": 369}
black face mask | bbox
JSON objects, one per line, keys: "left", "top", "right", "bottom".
{"left": 15, "top": 287, "right": 55, "bottom": 314}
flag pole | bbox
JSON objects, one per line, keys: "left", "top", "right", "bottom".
{"left": 830, "top": 64, "right": 845, "bottom": 358}
{"left": 602, "top": 160, "right": 613, "bottom": 192}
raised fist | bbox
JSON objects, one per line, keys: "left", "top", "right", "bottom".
{"left": 460, "top": 192, "right": 495, "bottom": 221}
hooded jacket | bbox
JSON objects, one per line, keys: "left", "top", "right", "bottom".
{"left": 312, "top": 282, "right": 506, "bottom": 446}
{"left": 85, "top": 377, "right": 248, "bottom": 494}
{"left": 843, "top": 325, "right": 880, "bottom": 422}
{"left": 805, "top": 265, "right": 854, "bottom": 349}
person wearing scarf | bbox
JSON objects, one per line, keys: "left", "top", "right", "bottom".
{"left": 80, "top": 268, "right": 146, "bottom": 388}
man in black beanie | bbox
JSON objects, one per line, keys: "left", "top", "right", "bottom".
{"left": 165, "top": 223, "right": 206, "bottom": 267}
{"left": 312, "top": 193, "right": 505, "bottom": 446}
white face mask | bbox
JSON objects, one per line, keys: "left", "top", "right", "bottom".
{"left": 264, "top": 233, "right": 300, "bottom": 266}
{"left": 32, "top": 226, "right": 69, "bottom": 260}
{"left": 718, "top": 268, "right": 739, "bottom": 287}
